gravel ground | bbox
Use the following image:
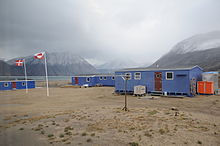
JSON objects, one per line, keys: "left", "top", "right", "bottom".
{"left": 0, "top": 87, "right": 219, "bottom": 146}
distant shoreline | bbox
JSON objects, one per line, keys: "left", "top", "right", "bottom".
{"left": 0, "top": 76, "right": 72, "bottom": 81}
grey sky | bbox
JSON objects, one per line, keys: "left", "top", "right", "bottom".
{"left": 0, "top": 0, "right": 220, "bottom": 65}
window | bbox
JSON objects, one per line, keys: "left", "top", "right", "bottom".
{"left": 124, "top": 73, "right": 131, "bottom": 80}
{"left": 86, "top": 77, "right": 90, "bottom": 82}
{"left": 22, "top": 82, "right": 26, "bottom": 86}
{"left": 134, "top": 72, "right": 141, "bottom": 80}
{"left": 112, "top": 76, "right": 115, "bottom": 80}
{"left": 104, "top": 76, "right": 107, "bottom": 80}
{"left": 166, "top": 72, "right": 174, "bottom": 80}
{"left": 99, "top": 77, "right": 103, "bottom": 80}
{"left": 4, "top": 83, "right": 9, "bottom": 87}
{"left": 156, "top": 74, "right": 161, "bottom": 78}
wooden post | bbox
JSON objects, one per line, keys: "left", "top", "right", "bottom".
{"left": 122, "top": 76, "right": 128, "bottom": 111}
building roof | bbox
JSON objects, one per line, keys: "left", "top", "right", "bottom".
{"left": 73, "top": 74, "right": 114, "bottom": 77}
{"left": 115, "top": 65, "right": 203, "bottom": 72}
{"left": 202, "top": 71, "right": 219, "bottom": 74}
{"left": 0, "top": 80, "right": 34, "bottom": 82}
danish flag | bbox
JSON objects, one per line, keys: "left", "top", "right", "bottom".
{"left": 15, "top": 60, "right": 24, "bottom": 66}
{"left": 34, "top": 52, "right": 45, "bottom": 59}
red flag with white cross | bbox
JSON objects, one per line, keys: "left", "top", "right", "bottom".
{"left": 15, "top": 59, "right": 24, "bottom": 66}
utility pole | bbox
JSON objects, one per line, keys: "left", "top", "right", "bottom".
{"left": 122, "top": 74, "right": 129, "bottom": 111}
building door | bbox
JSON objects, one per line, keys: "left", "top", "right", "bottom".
{"left": 75, "top": 77, "right": 79, "bottom": 84}
{"left": 12, "top": 82, "right": 16, "bottom": 89}
{"left": 154, "top": 72, "right": 162, "bottom": 91}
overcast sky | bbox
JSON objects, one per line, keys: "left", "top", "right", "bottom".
{"left": 0, "top": 0, "right": 220, "bottom": 65}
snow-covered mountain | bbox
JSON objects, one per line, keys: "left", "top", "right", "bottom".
{"left": 151, "top": 31, "right": 220, "bottom": 71}
{"left": 96, "top": 59, "right": 140, "bottom": 73}
{"left": 170, "top": 31, "right": 220, "bottom": 54}
{"left": 97, "top": 59, "right": 139, "bottom": 69}
{"left": 6, "top": 52, "right": 97, "bottom": 76}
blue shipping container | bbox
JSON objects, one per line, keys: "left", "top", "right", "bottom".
{"left": 0, "top": 80, "right": 35, "bottom": 90}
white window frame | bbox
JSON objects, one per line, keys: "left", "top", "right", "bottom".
{"left": 4, "top": 82, "right": 9, "bottom": 87}
{"left": 112, "top": 76, "right": 115, "bottom": 80}
{"left": 134, "top": 72, "right": 141, "bottom": 80}
{"left": 86, "top": 77, "right": 90, "bottom": 82}
{"left": 125, "top": 73, "right": 131, "bottom": 80}
{"left": 99, "top": 76, "right": 103, "bottom": 80}
{"left": 104, "top": 76, "right": 107, "bottom": 80}
{"left": 166, "top": 72, "right": 174, "bottom": 80}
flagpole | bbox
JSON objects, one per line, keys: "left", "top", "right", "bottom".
{"left": 23, "top": 59, "right": 28, "bottom": 93}
{"left": 44, "top": 52, "right": 49, "bottom": 96}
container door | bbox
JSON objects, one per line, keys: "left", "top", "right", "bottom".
{"left": 75, "top": 77, "right": 79, "bottom": 84}
{"left": 154, "top": 72, "right": 162, "bottom": 91}
{"left": 12, "top": 82, "right": 16, "bottom": 89}
{"left": 197, "top": 81, "right": 205, "bottom": 94}
{"left": 205, "top": 81, "right": 214, "bottom": 94}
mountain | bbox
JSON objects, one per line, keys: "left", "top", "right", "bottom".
{"left": 0, "top": 60, "right": 11, "bottom": 76}
{"left": 97, "top": 60, "right": 139, "bottom": 69}
{"left": 96, "top": 59, "right": 140, "bottom": 73}
{"left": 151, "top": 31, "right": 220, "bottom": 71}
{"left": 170, "top": 31, "right": 220, "bottom": 54}
{"left": 6, "top": 52, "right": 97, "bottom": 76}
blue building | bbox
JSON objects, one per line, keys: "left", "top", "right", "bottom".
{"left": 115, "top": 66, "right": 203, "bottom": 97}
{"left": 0, "top": 80, "right": 35, "bottom": 90}
{"left": 0, "top": 81, "right": 12, "bottom": 90}
{"left": 72, "top": 75, "right": 96, "bottom": 87}
{"left": 14, "top": 80, "right": 35, "bottom": 89}
{"left": 72, "top": 74, "right": 115, "bottom": 87}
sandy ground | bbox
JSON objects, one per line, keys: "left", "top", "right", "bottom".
{"left": 0, "top": 87, "right": 219, "bottom": 146}
{"left": 35, "top": 80, "right": 71, "bottom": 87}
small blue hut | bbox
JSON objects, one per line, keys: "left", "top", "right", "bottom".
{"left": 115, "top": 66, "right": 203, "bottom": 97}
{"left": 0, "top": 81, "right": 12, "bottom": 90}
{"left": 72, "top": 74, "right": 115, "bottom": 87}
{"left": 0, "top": 80, "right": 35, "bottom": 90}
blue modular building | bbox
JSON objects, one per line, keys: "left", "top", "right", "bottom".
{"left": 95, "top": 75, "right": 115, "bottom": 86}
{"left": 72, "top": 75, "right": 96, "bottom": 87}
{"left": 115, "top": 66, "right": 203, "bottom": 97}
{"left": 0, "top": 81, "right": 12, "bottom": 90}
{"left": 14, "top": 80, "right": 35, "bottom": 89}
{"left": 72, "top": 74, "right": 115, "bottom": 87}
{"left": 0, "top": 80, "right": 35, "bottom": 90}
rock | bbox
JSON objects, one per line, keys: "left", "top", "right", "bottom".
{"left": 171, "top": 107, "right": 178, "bottom": 111}
{"left": 174, "top": 111, "right": 179, "bottom": 116}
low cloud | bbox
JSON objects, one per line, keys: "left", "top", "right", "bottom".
{"left": 0, "top": 0, "right": 220, "bottom": 64}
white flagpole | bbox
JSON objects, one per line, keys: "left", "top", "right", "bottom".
{"left": 23, "top": 59, "right": 28, "bottom": 93}
{"left": 44, "top": 52, "right": 49, "bottom": 96}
